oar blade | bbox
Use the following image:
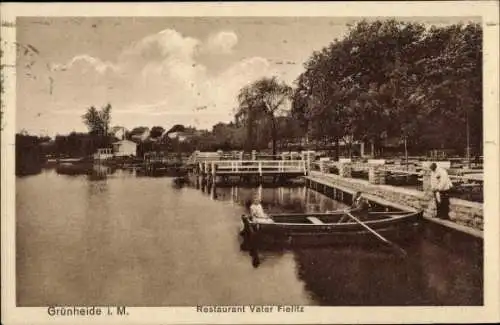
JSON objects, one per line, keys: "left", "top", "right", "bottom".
{"left": 346, "top": 212, "right": 408, "bottom": 258}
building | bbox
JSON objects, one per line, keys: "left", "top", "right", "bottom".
{"left": 93, "top": 148, "right": 114, "bottom": 161}
{"left": 112, "top": 139, "right": 137, "bottom": 157}
{"left": 110, "top": 126, "right": 127, "bottom": 141}
{"left": 166, "top": 131, "right": 190, "bottom": 142}
{"left": 130, "top": 127, "right": 150, "bottom": 142}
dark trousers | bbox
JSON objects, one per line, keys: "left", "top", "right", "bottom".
{"left": 435, "top": 190, "right": 450, "bottom": 220}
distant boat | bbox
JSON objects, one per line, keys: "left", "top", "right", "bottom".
{"left": 55, "top": 156, "right": 94, "bottom": 175}
{"left": 240, "top": 209, "right": 422, "bottom": 245}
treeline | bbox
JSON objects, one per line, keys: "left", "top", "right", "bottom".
{"left": 16, "top": 134, "right": 50, "bottom": 175}
{"left": 16, "top": 19, "right": 483, "bottom": 169}
{"left": 235, "top": 19, "right": 482, "bottom": 159}
{"left": 126, "top": 122, "right": 299, "bottom": 153}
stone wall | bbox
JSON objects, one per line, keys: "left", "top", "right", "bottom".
{"left": 338, "top": 163, "right": 352, "bottom": 178}
{"left": 368, "top": 166, "right": 387, "bottom": 185}
{"left": 309, "top": 171, "right": 483, "bottom": 231}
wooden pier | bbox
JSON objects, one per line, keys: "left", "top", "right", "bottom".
{"left": 196, "top": 160, "right": 308, "bottom": 184}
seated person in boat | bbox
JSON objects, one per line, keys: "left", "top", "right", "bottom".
{"left": 351, "top": 191, "right": 371, "bottom": 211}
{"left": 350, "top": 191, "right": 372, "bottom": 220}
{"left": 249, "top": 196, "right": 272, "bottom": 223}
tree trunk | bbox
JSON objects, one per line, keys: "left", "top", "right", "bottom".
{"left": 334, "top": 137, "right": 340, "bottom": 161}
{"left": 246, "top": 118, "right": 254, "bottom": 152}
{"left": 404, "top": 136, "right": 408, "bottom": 171}
{"left": 271, "top": 115, "right": 277, "bottom": 159}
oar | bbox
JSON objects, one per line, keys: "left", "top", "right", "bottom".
{"left": 345, "top": 211, "right": 407, "bottom": 257}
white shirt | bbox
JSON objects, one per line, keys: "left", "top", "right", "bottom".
{"left": 430, "top": 167, "right": 453, "bottom": 191}
{"left": 250, "top": 203, "right": 268, "bottom": 219}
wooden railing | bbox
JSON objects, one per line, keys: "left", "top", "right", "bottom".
{"left": 188, "top": 150, "right": 317, "bottom": 165}
{"left": 199, "top": 160, "right": 307, "bottom": 176}
{"left": 187, "top": 152, "right": 221, "bottom": 165}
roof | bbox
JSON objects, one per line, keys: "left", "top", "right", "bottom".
{"left": 112, "top": 139, "right": 137, "bottom": 145}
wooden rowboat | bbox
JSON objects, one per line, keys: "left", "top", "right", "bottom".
{"left": 240, "top": 209, "right": 423, "bottom": 246}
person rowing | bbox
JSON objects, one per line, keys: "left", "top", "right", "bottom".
{"left": 338, "top": 191, "right": 371, "bottom": 222}
{"left": 351, "top": 191, "right": 372, "bottom": 212}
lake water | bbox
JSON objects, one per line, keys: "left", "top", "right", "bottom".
{"left": 16, "top": 168, "right": 483, "bottom": 306}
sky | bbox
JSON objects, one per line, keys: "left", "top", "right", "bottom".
{"left": 16, "top": 17, "right": 478, "bottom": 137}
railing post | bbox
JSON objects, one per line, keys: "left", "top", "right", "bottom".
{"left": 212, "top": 162, "right": 217, "bottom": 180}
{"left": 258, "top": 161, "right": 262, "bottom": 176}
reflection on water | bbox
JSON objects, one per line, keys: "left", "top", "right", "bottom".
{"left": 16, "top": 169, "right": 482, "bottom": 306}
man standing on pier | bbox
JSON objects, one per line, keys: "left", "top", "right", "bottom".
{"left": 429, "top": 163, "right": 453, "bottom": 220}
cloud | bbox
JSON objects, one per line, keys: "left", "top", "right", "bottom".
{"left": 46, "top": 28, "right": 285, "bottom": 131}
{"left": 202, "top": 31, "right": 238, "bottom": 55}
{"left": 51, "top": 55, "right": 118, "bottom": 74}
{"left": 119, "top": 29, "right": 200, "bottom": 67}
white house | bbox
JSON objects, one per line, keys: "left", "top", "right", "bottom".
{"left": 112, "top": 140, "right": 137, "bottom": 157}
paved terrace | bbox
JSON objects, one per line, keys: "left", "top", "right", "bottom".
{"left": 306, "top": 167, "right": 483, "bottom": 239}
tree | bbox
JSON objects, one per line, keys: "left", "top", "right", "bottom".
{"left": 82, "top": 103, "right": 112, "bottom": 137}
{"left": 292, "top": 41, "right": 360, "bottom": 159}
{"left": 292, "top": 19, "right": 482, "bottom": 159}
{"left": 414, "top": 23, "right": 482, "bottom": 156}
{"left": 150, "top": 126, "right": 165, "bottom": 139}
{"left": 167, "top": 124, "right": 186, "bottom": 134}
{"left": 128, "top": 126, "right": 148, "bottom": 136}
{"left": 100, "top": 103, "right": 112, "bottom": 138}
{"left": 235, "top": 76, "right": 292, "bottom": 156}
{"left": 211, "top": 122, "right": 245, "bottom": 150}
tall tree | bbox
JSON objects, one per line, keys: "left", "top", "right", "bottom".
{"left": 235, "top": 76, "right": 292, "bottom": 156}
{"left": 82, "top": 103, "right": 112, "bottom": 137}
{"left": 82, "top": 103, "right": 113, "bottom": 149}
{"left": 292, "top": 41, "right": 359, "bottom": 159}
{"left": 100, "top": 103, "right": 112, "bottom": 138}
{"left": 291, "top": 19, "right": 483, "bottom": 158}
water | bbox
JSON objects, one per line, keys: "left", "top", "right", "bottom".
{"left": 16, "top": 168, "right": 483, "bottom": 306}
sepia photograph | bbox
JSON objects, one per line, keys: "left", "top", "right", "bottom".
{"left": 1, "top": 2, "right": 499, "bottom": 324}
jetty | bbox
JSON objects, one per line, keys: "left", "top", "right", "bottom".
{"left": 188, "top": 150, "right": 315, "bottom": 184}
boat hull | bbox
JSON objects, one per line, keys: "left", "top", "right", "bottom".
{"left": 240, "top": 211, "right": 423, "bottom": 246}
